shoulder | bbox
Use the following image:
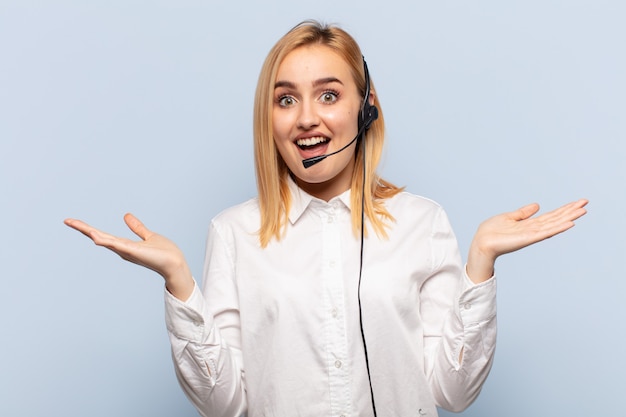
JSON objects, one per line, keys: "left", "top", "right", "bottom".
{"left": 382, "top": 191, "right": 457, "bottom": 241}
{"left": 384, "top": 191, "right": 445, "bottom": 219}
{"left": 382, "top": 191, "right": 455, "bottom": 236}
{"left": 213, "top": 197, "right": 259, "bottom": 221}
{"left": 209, "top": 197, "right": 260, "bottom": 236}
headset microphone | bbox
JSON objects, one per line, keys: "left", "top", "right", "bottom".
{"left": 302, "top": 57, "right": 378, "bottom": 169}
{"left": 302, "top": 119, "right": 371, "bottom": 168}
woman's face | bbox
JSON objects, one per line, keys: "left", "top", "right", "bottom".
{"left": 272, "top": 44, "right": 363, "bottom": 201}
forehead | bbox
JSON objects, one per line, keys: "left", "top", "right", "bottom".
{"left": 275, "top": 45, "right": 355, "bottom": 85}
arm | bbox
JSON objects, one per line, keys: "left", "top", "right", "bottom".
{"left": 421, "top": 208, "right": 496, "bottom": 412}
{"left": 423, "top": 199, "right": 587, "bottom": 411}
{"left": 64, "top": 214, "right": 246, "bottom": 416}
{"left": 166, "top": 220, "right": 246, "bottom": 417}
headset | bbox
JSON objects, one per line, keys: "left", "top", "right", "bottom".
{"left": 300, "top": 56, "right": 379, "bottom": 416}
{"left": 301, "top": 57, "right": 378, "bottom": 169}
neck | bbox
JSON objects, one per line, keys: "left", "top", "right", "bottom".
{"left": 293, "top": 162, "right": 355, "bottom": 202}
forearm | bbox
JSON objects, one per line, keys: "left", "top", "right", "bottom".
{"left": 429, "top": 315, "right": 496, "bottom": 411}
{"left": 170, "top": 335, "right": 247, "bottom": 417}
{"left": 425, "top": 274, "right": 497, "bottom": 412}
{"left": 165, "top": 285, "right": 247, "bottom": 417}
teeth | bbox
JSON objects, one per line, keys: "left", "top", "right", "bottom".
{"left": 296, "top": 137, "right": 328, "bottom": 147}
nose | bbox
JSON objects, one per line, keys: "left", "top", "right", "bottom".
{"left": 296, "top": 100, "right": 320, "bottom": 130}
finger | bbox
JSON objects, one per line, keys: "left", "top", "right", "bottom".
{"left": 566, "top": 199, "right": 589, "bottom": 220}
{"left": 64, "top": 218, "right": 102, "bottom": 240}
{"left": 64, "top": 218, "right": 125, "bottom": 247}
{"left": 529, "top": 200, "right": 588, "bottom": 240}
{"left": 538, "top": 199, "right": 588, "bottom": 225}
{"left": 570, "top": 198, "right": 589, "bottom": 208}
{"left": 64, "top": 218, "right": 89, "bottom": 233}
{"left": 558, "top": 199, "right": 588, "bottom": 222}
{"left": 123, "top": 213, "right": 154, "bottom": 241}
{"left": 511, "top": 203, "right": 540, "bottom": 221}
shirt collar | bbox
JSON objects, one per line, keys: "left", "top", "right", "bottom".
{"left": 286, "top": 176, "right": 352, "bottom": 224}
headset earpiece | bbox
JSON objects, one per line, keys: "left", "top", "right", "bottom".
{"left": 362, "top": 104, "right": 378, "bottom": 130}
{"left": 359, "top": 57, "right": 378, "bottom": 135}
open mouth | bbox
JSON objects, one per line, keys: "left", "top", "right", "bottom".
{"left": 296, "top": 136, "right": 329, "bottom": 150}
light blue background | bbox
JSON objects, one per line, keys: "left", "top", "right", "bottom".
{"left": 1, "top": 1, "right": 624, "bottom": 416}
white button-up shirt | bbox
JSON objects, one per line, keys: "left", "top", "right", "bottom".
{"left": 165, "top": 179, "right": 497, "bottom": 417}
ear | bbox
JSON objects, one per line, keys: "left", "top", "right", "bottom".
{"left": 368, "top": 89, "right": 376, "bottom": 106}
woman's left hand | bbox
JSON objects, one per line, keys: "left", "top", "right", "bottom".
{"left": 466, "top": 199, "right": 588, "bottom": 283}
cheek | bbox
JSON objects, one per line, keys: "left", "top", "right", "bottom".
{"left": 272, "top": 111, "right": 292, "bottom": 142}
{"left": 323, "top": 107, "right": 356, "bottom": 130}
{"left": 271, "top": 126, "right": 291, "bottom": 161}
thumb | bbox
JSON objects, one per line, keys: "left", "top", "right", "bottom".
{"left": 512, "top": 203, "right": 540, "bottom": 221}
{"left": 123, "top": 213, "right": 153, "bottom": 240}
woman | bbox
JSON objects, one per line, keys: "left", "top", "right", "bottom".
{"left": 65, "top": 21, "right": 587, "bottom": 417}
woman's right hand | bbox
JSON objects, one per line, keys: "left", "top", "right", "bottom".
{"left": 64, "top": 213, "right": 194, "bottom": 301}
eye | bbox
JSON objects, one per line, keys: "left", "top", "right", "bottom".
{"left": 277, "top": 95, "right": 296, "bottom": 107}
{"left": 319, "top": 90, "right": 339, "bottom": 104}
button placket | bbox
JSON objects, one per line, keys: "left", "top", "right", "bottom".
{"left": 321, "top": 206, "right": 352, "bottom": 415}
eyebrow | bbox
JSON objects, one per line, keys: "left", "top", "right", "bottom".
{"left": 274, "top": 77, "right": 344, "bottom": 89}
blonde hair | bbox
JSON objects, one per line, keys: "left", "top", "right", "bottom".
{"left": 254, "top": 20, "right": 403, "bottom": 247}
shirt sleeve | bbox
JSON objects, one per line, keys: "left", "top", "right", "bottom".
{"left": 164, "top": 220, "right": 247, "bottom": 417}
{"left": 421, "top": 207, "right": 497, "bottom": 412}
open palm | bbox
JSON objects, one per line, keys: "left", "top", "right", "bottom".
{"left": 64, "top": 213, "right": 194, "bottom": 300}
{"left": 467, "top": 199, "right": 588, "bottom": 282}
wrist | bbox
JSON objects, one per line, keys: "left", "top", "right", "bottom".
{"left": 164, "top": 263, "right": 194, "bottom": 301}
{"left": 467, "top": 243, "right": 496, "bottom": 284}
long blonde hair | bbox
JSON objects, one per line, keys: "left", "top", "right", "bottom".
{"left": 254, "top": 20, "right": 403, "bottom": 247}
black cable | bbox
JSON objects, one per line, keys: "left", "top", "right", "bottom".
{"left": 357, "top": 137, "right": 377, "bottom": 417}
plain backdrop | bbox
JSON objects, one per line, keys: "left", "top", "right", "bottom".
{"left": 1, "top": 1, "right": 624, "bottom": 416}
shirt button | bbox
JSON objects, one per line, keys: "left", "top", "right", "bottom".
{"left": 464, "top": 302, "right": 472, "bottom": 310}
{"left": 329, "top": 260, "right": 336, "bottom": 268}
{"left": 335, "top": 360, "right": 342, "bottom": 368}
{"left": 331, "top": 308, "right": 338, "bottom": 318}
{"left": 328, "top": 216, "right": 334, "bottom": 223}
